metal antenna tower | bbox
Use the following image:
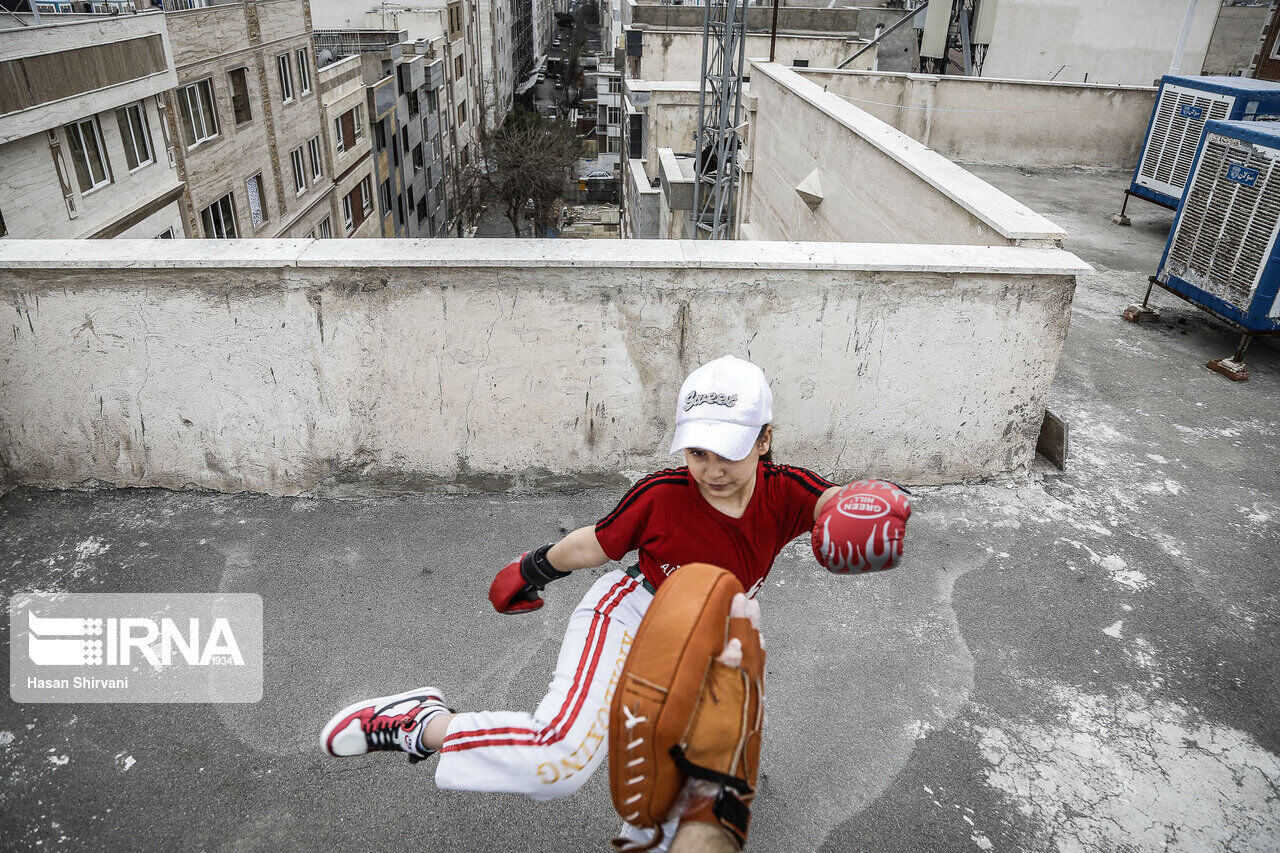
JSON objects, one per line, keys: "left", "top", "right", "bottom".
{"left": 691, "top": 0, "right": 749, "bottom": 240}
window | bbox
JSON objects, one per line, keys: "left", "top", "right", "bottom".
{"left": 426, "top": 90, "right": 438, "bottom": 113}
{"left": 606, "top": 135, "right": 620, "bottom": 154}
{"left": 317, "top": 216, "right": 332, "bottom": 238}
{"left": 608, "top": 106, "right": 622, "bottom": 126}
{"left": 447, "top": 1, "right": 463, "bottom": 39}
{"left": 609, "top": 78, "right": 621, "bottom": 94}
{"left": 178, "top": 78, "right": 219, "bottom": 148}
{"left": 277, "top": 54, "right": 294, "bottom": 103}
{"left": 431, "top": 135, "right": 442, "bottom": 161}
{"left": 290, "top": 146, "right": 306, "bottom": 195}
{"left": 408, "top": 91, "right": 419, "bottom": 117}
{"left": 334, "top": 116, "right": 346, "bottom": 153}
{"left": 412, "top": 143, "right": 424, "bottom": 172}
{"left": 374, "top": 117, "right": 386, "bottom": 151}
{"left": 308, "top": 136, "right": 323, "bottom": 181}
{"left": 228, "top": 68, "right": 252, "bottom": 124}
{"left": 457, "top": 100, "right": 467, "bottom": 125}
{"left": 0, "top": 207, "right": 6, "bottom": 237}
{"left": 353, "top": 104, "right": 364, "bottom": 139}
{"left": 792, "top": 59, "right": 809, "bottom": 68}
{"left": 246, "top": 173, "right": 267, "bottom": 229}
{"left": 407, "top": 186, "right": 415, "bottom": 211}
{"left": 400, "top": 125, "right": 409, "bottom": 152}
{"left": 343, "top": 176, "right": 375, "bottom": 233}
{"left": 156, "top": 227, "right": 174, "bottom": 239}
{"left": 115, "top": 102, "right": 154, "bottom": 171}
{"left": 200, "top": 192, "right": 237, "bottom": 238}
{"left": 380, "top": 179, "right": 392, "bottom": 213}
{"left": 296, "top": 49, "right": 312, "bottom": 95}
{"left": 66, "top": 116, "right": 111, "bottom": 193}
{"left": 454, "top": 55, "right": 464, "bottom": 80}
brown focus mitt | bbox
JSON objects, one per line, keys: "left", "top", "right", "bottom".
{"left": 608, "top": 563, "right": 765, "bottom": 851}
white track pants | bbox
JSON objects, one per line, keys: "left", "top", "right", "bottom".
{"left": 435, "top": 569, "right": 653, "bottom": 802}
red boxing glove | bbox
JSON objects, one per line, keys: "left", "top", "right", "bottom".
{"left": 489, "top": 556, "right": 543, "bottom": 614}
{"left": 812, "top": 480, "right": 912, "bottom": 574}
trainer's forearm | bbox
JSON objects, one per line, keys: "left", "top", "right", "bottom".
{"left": 546, "top": 525, "right": 609, "bottom": 572}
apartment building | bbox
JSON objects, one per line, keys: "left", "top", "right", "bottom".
{"left": 592, "top": 58, "right": 623, "bottom": 175}
{"left": 314, "top": 31, "right": 450, "bottom": 237}
{"left": 162, "top": 0, "right": 334, "bottom": 239}
{"left": 318, "top": 54, "right": 378, "bottom": 237}
{"left": 0, "top": 12, "right": 186, "bottom": 238}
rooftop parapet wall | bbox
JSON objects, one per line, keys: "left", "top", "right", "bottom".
{"left": 741, "top": 62, "right": 1066, "bottom": 246}
{"left": 796, "top": 68, "right": 1157, "bottom": 170}
{"left": 0, "top": 240, "right": 1087, "bottom": 496}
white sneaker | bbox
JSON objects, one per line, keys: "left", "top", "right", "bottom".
{"left": 320, "top": 686, "right": 449, "bottom": 763}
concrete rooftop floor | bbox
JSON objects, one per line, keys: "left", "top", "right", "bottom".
{"left": 2, "top": 166, "right": 1279, "bottom": 852}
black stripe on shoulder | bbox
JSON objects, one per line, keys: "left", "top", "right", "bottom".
{"left": 765, "top": 463, "right": 834, "bottom": 497}
{"left": 597, "top": 468, "right": 688, "bottom": 531}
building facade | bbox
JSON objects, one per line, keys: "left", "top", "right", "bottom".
{"left": 163, "top": 0, "right": 334, "bottom": 239}
{"left": 0, "top": 12, "right": 186, "bottom": 238}
{"left": 318, "top": 54, "right": 378, "bottom": 238}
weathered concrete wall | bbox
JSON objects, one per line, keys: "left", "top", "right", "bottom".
{"left": 637, "top": 30, "right": 872, "bottom": 80}
{"left": 0, "top": 239, "right": 1088, "bottom": 494}
{"left": 981, "top": 0, "right": 1219, "bottom": 86}
{"left": 1202, "top": 3, "right": 1269, "bottom": 77}
{"left": 626, "top": 81, "right": 703, "bottom": 181}
{"left": 623, "top": 157, "right": 660, "bottom": 238}
{"left": 740, "top": 63, "right": 1066, "bottom": 246}
{"left": 797, "top": 68, "right": 1156, "bottom": 169}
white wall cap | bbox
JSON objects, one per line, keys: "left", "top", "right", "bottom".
{"left": 0, "top": 240, "right": 1093, "bottom": 276}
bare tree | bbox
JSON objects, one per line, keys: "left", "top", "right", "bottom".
{"left": 449, "top": 157, "right": 487, "bottom": 237}
{"left": 483, "top": 109, "right": 580, "bottom": 236}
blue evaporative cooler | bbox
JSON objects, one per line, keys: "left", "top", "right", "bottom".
{"left": 1132, "top": 120, "right": 1280, "bottom": 381}
{"left": 1127, "top": 75, "right": 1280, "bottom": 213}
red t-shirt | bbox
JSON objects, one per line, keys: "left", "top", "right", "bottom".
{"left": 594, "top": 462, "right": 836, "bottom": 598}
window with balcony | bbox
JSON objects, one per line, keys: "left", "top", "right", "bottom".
{"left": 277, "top": 54, "right": 295, "bottom": 103}
{"left": 200, "top": 192, "right": 237, "bottom": 238}
{"left": 179, "top": 78, "right": 219, "bottom": 148}
{"left": 228, "top": 68, "right": 252, "bottom": 125}
{"left": 290, "top": 146, "right": 307, "bottom": 195}
{"left": 66, "top": 116, "right": 112, "bottom": 193}
{"left": 115, "top": 102, "right": 154, "bottom": 172}
{"left": 296, "top": 49, "right": 312, "bottom": 95}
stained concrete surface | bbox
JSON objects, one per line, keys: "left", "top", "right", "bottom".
{"left": 1, "top": 167, "right": 1278, "bottom": 852}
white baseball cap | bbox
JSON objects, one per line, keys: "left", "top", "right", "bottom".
{"left": 669, "top": 355, "right": 774, "bottom": 462}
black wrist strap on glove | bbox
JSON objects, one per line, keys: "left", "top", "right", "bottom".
{"left": 520, "top": 544, "right": 570, "bottom": 590}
